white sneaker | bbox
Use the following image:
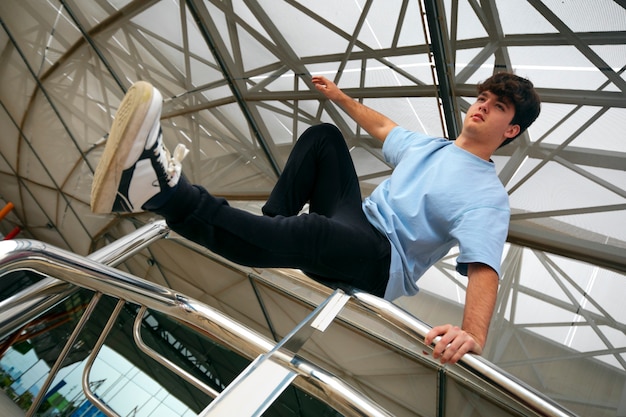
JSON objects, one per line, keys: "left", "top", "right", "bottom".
{"left": 91, "top": 81, "right": 188, "bottom": 214}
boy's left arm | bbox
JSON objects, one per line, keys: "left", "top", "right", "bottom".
{"left": 425, "top": 263, "right": 498, "bottom": 364}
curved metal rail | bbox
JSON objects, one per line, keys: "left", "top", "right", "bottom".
{"left": 0, "top": 221, "right": 169, "bottom": 338}
{"left": 133, "top": 305, "right": 221, "bottom": 399}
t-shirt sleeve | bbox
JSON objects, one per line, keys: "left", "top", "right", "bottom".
{"left": 452, "top": 206, "right": 510, "bottom": 278}
{"left": 383, "top": 126, "right": 437, "bottom": 166}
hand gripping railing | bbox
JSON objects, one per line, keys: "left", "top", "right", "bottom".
{"left": 349, "top": 291, "right": 577, "bottom": 417}
{"left": 0, "top": 222, "right": 393, "bottom": 417}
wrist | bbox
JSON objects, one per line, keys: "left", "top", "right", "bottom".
{"left": 465, "top": 331, "right": 485, "bottom": 355}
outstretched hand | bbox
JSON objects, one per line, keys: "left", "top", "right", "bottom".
{"left": 311, "top": 75, "right": 397, "bottom": 142}
{"left": 312, "top": 75, "right": 345, "bottom": 102}
{"left": 424, "top": 324, "right": 483, "bottom": 365}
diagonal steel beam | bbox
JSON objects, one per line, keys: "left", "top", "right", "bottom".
{"left": 186, "top": 0, "right": 281, "bottom": 177}
{"left": 423, "top": 0, "right": 460, "bottom": 139}
{"left": 508, "top": 220, "right": 626, "bottom": 274}
{"left": 528, "top": 0, "right": 626, "bottom": 93}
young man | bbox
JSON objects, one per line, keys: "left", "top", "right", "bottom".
{"left": 91, "top": 72, "right": 540, "bottom": 364}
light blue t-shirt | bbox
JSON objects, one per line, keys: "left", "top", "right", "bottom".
{"left": 362, "top": 126, "right": 510, "bottom": 301}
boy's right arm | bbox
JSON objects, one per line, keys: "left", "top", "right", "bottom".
{"left": 312, "top": 76, "right": 397, "bottom": 142}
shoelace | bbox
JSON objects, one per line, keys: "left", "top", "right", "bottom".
{"left": 166, "top": 143, "right": 189, "bottom": 180}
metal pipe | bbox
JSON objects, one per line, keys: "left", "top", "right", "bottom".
{"left": 81, "top": 298, "right": 125, "bottom": 417}
{"left": 88, "top": 220, "right": 170, "bottom": 266}
{"left": 0, "top": 221, "right": 170, "bottom": 341}
{"left": 26, "top": 293, "right": 103, "bottom": 417}
{"left": 132, "top": 305, "right": 220, "bottom": 398}
{"left": 0, "top": 277, "right": 75, "bottom": 338}
{"left": 0, "top": 202, "right": 14, "bottom": 222}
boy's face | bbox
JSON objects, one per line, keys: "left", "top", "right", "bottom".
{"left": 464, "top": 90, "right": 520, "bottom": 142}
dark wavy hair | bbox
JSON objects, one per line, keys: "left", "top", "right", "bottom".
{"left": 477, "top": 72, "right": 541, "bottom": 147}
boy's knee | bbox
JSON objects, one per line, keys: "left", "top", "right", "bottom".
{"left": 312, "top": 123, "right": 341, "bottom": 136}
{"left": 300, "top": 123, "right": 343, "bottom": 145}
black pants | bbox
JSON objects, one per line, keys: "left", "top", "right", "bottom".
{"left": 156, "top": 124, "right": 391, "bottom": 296}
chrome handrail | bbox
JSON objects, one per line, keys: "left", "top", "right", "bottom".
{"left": 133, "top": 305, "right": 221, "bottom": 398}
{"left": 0, "top": 221, "right": 170, "bottom": 339}
{"left": 25, "top": 293, "right": 104, "bottom": 417}
{"left": 0, "top": 237, "right": 392, "bottom": 417}
{"left": 81, "top": 298, "right": 125, "bottom": 417}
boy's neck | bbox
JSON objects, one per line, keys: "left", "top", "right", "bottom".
{"left": 454, "top": 133, "right": 497, "bottom": 162}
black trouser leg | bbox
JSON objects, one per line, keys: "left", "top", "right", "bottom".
{"left": 262, "top": 124, "right": 363, "bottom": 218}
{"left": 156, "top": 124, "right": 390, "bottom": 296}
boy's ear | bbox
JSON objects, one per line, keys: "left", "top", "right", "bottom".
{"left": 505, "top": 124, "right": 521, "bottom": 139}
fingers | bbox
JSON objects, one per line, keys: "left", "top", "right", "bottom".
{"left": 311, "top": 75, "right": 328, "bottom": 88}
{"left": 424, "top": 325, "right": 479, "bottom": 365}
{"left": 312, "top": 76, "right": 331, "bottom": 97}
{"left": 312, "top": 75, "right": 328, "bottom": 83}
{"left": 312, "top": 75, "right": 338, "bottom": 93}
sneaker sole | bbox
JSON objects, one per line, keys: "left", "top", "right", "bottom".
{"left": 91, "top": 81, "right": 159, "bottom": 214}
